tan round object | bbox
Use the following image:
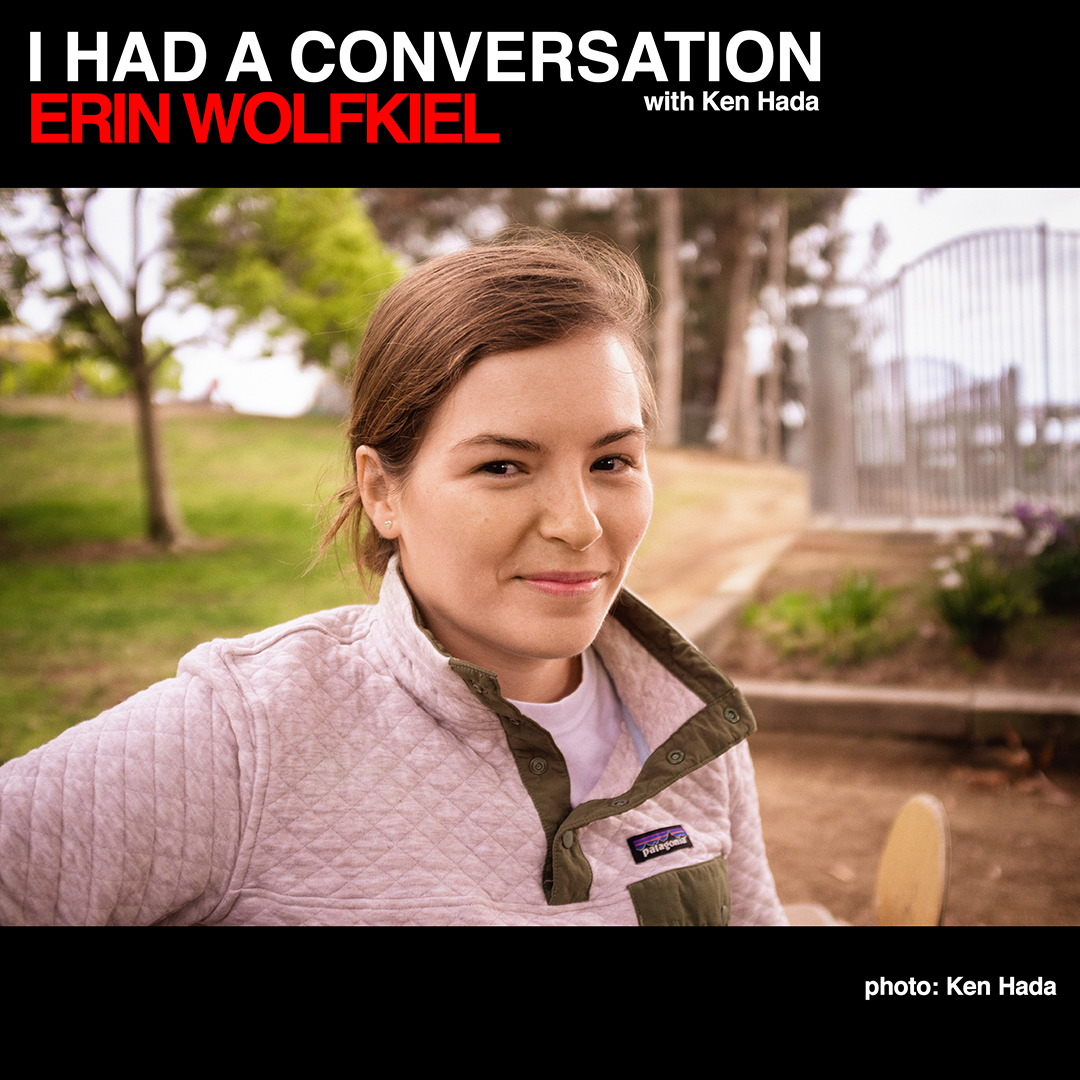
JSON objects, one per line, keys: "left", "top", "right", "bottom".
{"left": 875, "top": 794, "right": 950, "bottom": 926}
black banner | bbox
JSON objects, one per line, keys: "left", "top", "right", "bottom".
{"left": 4, "top": 22, "right": 1041, "bottom": 186}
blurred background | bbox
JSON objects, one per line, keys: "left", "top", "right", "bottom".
{"left": 2, "top": 187, "right": 1079, "bottom": 924}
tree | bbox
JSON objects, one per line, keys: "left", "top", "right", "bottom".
{"left": 168, "top": 188, "right": 401, "bottom": 372}
{"left": 0, "top": 193, "right": 33, "bottom": 329}
{"left": 761, "top": 195, "right": 789, "bottom": 462}
{"left": 676, "top": 187, "right": 850, "bottom": 453}
{"left": 654, "top": 188, "right": 684, "bottom": 447}
{"left": 711, "top": 189, "right": 762, "bottom": 457}
{"left": 1, "top": 188, "right": 189, "bottom": 546}
{"left": 2, "top": 187, "right": 399, "bottom": 549}
{"left": 360, "top": 188, "right": 647, "bottom": 266}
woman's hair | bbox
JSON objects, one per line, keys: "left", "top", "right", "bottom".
{"left": 321, "top": 230, "right": 656, "bottom": 577}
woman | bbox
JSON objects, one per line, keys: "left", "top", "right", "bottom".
{"left": 0, "top": 234, "right": 786, "bottom": 925}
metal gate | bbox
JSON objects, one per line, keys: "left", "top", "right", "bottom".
{"left": 808, "top": 226, "right": 1080, "bottom": 520}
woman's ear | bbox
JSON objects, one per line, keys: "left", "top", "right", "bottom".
{"left": 356, "top": 446, "right": 398, "bottom": 539}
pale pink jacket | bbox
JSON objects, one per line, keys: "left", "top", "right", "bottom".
{"left": 0, "top": 561, "right": 786, "bottom": 925}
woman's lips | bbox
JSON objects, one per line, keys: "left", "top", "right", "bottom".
{"left": 521, "top": 572, "right": 604, "bottom": 598}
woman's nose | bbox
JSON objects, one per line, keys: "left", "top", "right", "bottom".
{"left": 538, "top": 478, "right": 603, "bottom": 550}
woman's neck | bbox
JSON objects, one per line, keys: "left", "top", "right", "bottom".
{"left": 497, "top": 653, "right": 583, "bottom": 704}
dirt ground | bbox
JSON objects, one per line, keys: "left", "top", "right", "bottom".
{"left": 750, "top": 730, "right": 1080, "bottom": 926}
{"left": 717, "top": 529, "right": 1080, "bottom": 926}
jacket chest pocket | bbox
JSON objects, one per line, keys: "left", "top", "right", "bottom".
{"left": 627, "top": 854, "right": 730, "bottom": 926}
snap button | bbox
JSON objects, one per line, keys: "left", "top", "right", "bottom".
{"left": 529, "top": 757, "right": 547, "bottom": 774}
{"left": 724, "top": 708, "right": 740, "bottom": 723}
{"left": 562, "top": 831, "right": 575, "bottom": 849}
{"left": 666, "top": 749, "right": 685, "bottom": 765}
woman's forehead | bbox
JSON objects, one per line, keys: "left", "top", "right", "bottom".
{"left": 429, "top": 334, "right": 645, "bottom": 442}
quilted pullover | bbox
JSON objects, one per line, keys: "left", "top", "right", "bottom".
{"left": 0, "top": 561, "right": 787, "bottom": 926}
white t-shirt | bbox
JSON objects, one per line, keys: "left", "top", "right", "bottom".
{"left": 508, "top": 647, "right": 650, "bottom": 807}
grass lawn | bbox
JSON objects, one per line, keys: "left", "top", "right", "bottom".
{"left": 0, "top": 406, "right": 374, "bottom": 763}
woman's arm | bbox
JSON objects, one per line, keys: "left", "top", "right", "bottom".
{"left": 724, "top": 739, "right": 790, "bottom": 926}
{"left": 0, "top": 669, "right": 243, "bottom": 925}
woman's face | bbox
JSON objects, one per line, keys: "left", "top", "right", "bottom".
{"left": 368, "top": 332, "right": 652, "bottom": 702}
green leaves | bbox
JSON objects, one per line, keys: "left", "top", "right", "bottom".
{"left": 934, "top": 547, "right": 1039, "bottom": 659}
{"left": 169, "top": 188, "right": 402, "bottom": 367}
{"left": 0, "top": 189, "right": 36, "bottom": 327}
{"left": 744, "top": 572, "right": 901, "bottom": 665}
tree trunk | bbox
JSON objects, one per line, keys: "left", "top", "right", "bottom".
{"left": 713, "top": 191, "right": 761, "bottom": 457}
{"left": 654, "top": 188, "right": 684, "bottom": 447}
{"left": 763, "top": 195, "right": 788, "bottom": 462}
{"left": 128, "top": 336, "right": 187, "bottom": 548}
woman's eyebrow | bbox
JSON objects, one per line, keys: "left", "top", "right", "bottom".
{"left": 592, "top": 426, "right": 647, "bottom": 450}
{"left": 452, "top": 434, "right": 546, "bottom": 453}
{"left": 452, "top": 427, "right": 647, "bottom": 454}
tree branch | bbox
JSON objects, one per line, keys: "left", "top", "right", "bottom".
{"left": 49, "top": 187, "right": 133, "bottom": 315}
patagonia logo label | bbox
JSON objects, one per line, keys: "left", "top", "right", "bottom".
{"left": 628, "top": 825, "right": 693, "bottom": 864}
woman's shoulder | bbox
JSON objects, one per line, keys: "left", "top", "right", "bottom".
{"left": 176, "top": 602, "right": 383, "bottom": 694}
{"left": 205, "top": 603, "right": 377, "bottom": 655}
{"left": 179, "top": 604, "right": 378, "bottom": 669}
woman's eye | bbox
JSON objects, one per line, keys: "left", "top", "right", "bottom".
{"left": 592, "top": 456, "right": 629, "bottom": 472}
{"left": 479, "top": 461, "right": 520, "bottom": 476}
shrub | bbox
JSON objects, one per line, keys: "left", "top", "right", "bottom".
{"left": 745, "top": 572, "right": 899, "bottom": 665}
{"left": 934, "top": 545, "right": 1038, "bottom": 659}
{"left": 816, "top": 571, "right": 893, "bottom": 633}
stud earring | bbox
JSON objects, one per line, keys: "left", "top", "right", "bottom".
{"left": 384, "top": 520, "right": 392, "bottom": 530}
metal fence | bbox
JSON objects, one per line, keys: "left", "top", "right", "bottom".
{"left": 808, "top": 226, "right": 1080, "bottom": 520}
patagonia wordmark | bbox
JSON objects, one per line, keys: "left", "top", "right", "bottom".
{"left": 627, "top": 825, "right": 693, "bottom": 864}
